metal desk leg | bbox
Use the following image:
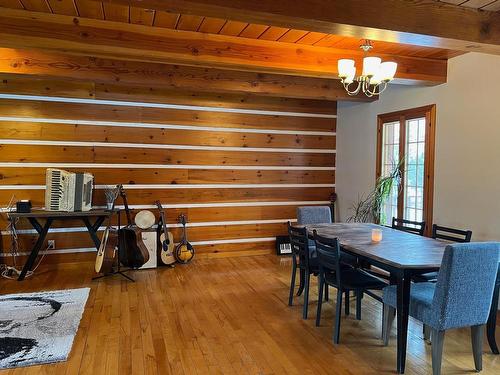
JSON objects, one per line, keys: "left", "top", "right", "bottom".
{"left": 18, "top": 218, "right": 53, "bottom": 281}
{"left": 82, "top": 216, "right": 103, "bottom": 249}
{"left": 396, "top": 272, "right": 411, "bottom": 374}
{"left": 487, "top": 266, "right": 500, "bottom": 354}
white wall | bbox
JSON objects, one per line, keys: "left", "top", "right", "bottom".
{"left": 336, "top": 52, "right": 500, "bottom": 241}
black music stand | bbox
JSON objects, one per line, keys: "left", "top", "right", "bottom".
{"left": 92, "top": 209, "right": 135, "bottom": 282}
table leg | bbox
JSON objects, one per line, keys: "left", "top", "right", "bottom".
{"left": 18, "top": 218, "right": 52, "bottom": 281}
{"left": 82, "top": 217, "right": 102, "bottom": 249}
{"left": 396, "top": 272, "right": 411, "bottom": 374}
{"left": 487, "top": 266, "right": 500, "bottom": 354}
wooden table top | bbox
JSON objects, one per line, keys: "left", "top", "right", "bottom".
{"left": 304, "top": 223, "right": 448, "bottom": 270}
{"left": 7, "top": 209, "right": 118, "bottom": 219}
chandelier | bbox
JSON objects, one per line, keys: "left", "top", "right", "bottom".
{"left": 337, "top": 40, "right": 397, "bottom": 97}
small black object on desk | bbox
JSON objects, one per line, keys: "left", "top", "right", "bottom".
{"left": 16, "top": 200, "right": 32, "bottom": 213}
{"left": 7, "top": 209, "right": 119, "bottom": 281}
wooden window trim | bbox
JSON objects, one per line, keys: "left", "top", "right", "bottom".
{"left": 376, "top": 105, "right": 436, "bottom": 236}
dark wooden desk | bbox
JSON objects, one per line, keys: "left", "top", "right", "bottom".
{"left": 304, "top": 223, "right": 499, "bottom": 374}
{"left": 8, "top": 209, "right": 118, "bottom": 281}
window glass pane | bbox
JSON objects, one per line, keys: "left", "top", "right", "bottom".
{"left": 380, "top": 121, "right": 400, "bottom": 225}
{"left": 404, "top": 116, "right": 426, "bottom": 222}
{"left": 408, "top": 120, "right": 418, "bottom": 142}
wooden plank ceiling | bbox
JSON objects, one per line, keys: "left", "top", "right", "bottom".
{"left": 0, "top": 0, "right": 463, "bottom": 61}
{"left": 440, "top": 0, "right": 500, "bottom": 11}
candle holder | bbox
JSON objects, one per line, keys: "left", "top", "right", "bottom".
{"left": 372, "top": 228, "right": 383, "bottom": 242}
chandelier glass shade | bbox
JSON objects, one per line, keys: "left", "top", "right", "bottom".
{"left": 337, "top": 42, "right": 398, "bottom": 97}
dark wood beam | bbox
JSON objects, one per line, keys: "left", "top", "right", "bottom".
{"left": 0, "top": 48, "right": 371, "bottom": 101}
{"left": 105, "top": 0, "right": 500, "bottom": 54}
{"left": 0, "top": 8, "right": 447, "bottom": 85}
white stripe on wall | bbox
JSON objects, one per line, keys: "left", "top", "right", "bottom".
{"left": 1, "top": 219, "right": 298, "bottom": 235}
{"left": 0, "top": 236, "right": 278, "bottom": 257}
{"left": 190, "top": 237, "right": 275, "bottom": 246}
{"left": 0, "top": 247, "right": 97, "bottom": 257}
{"left": 0, "top": 200, "right": 331, "bottom": 212}
{"left": 0, "top": 162, "right": 336, "bottom": 171}
{"left": 0, "top": 94, "right": 337, "bottom": 119}
{"left": 0, "top": 184, "right": 335, "bottom": 190}
{"left": 0, "top": 117, "right": 335, "bottom": 136}
{"left": 0, "top": 139, "right": 336, "bottom": 154}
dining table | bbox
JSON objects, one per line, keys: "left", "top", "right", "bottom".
{"left": 302, "top": 222, "right": 499, "bottom": 374}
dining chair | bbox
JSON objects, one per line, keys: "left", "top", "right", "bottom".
{"left": 414, "top": 224, "right": 473, "bottom": 284}
{"left": 382, "top": 242, "right": 500, "bottom": 375}
{"left": 297, "top": 206, "right": 359, "bottom": 301}
{"left": 417, "top": 224, "right": 473, "bottom": 338}
{"left": 392, "top": 217, "right": 426, "bottom": 236}
{"left": 288, "top": 222, "right": 319, "bottom": 319}
{"left": 432, "top": 224, "right": 472, "bottom": 243}
{"left": 314, "top": 231, "right": 386, "bottom": 344}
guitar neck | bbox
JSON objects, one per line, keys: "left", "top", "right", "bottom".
{"left": 120, "top": 188, "right": 133, "bottom": 225}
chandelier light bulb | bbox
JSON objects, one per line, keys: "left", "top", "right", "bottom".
{"left": 344, "top": 65, "right": 356, "bottom": 84}
{"left": 362, "top": 57, "right": 382, "bottom": 77}
{"left": 338, "top": 59, "right": 355, "bottom": 78}
{"left": 380, "top": 61, "right": 398, "bottom": 81}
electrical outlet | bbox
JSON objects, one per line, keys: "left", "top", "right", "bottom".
{"left": 47, "top": 240, "right": 55, "bottom": 250}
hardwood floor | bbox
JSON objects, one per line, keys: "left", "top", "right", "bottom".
{"left": 0, "top": 255, "right": 499, "bottom": 374}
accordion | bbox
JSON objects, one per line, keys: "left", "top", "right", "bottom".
{"left": 45, "top": 169, "right": 94, "bottom": 212}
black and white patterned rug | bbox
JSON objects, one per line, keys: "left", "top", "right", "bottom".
{"left": 0, "top": 288, "right": 90, "bottom": 369}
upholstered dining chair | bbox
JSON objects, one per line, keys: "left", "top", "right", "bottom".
{"left": 288, "top": 222, "right": 319, "bottom": 319}
{"left": 314, "top": 231, "right": 386, "bottom": 344}
{"left": 382, "top": 242, "right": 500, "bottom": 375}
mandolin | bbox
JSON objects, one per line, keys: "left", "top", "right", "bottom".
{"left": 155, "top": 200, "right": 175, "bottom": 266}
{"left": 95, "top": 187, "right": 119, "bottom": 274}
{"left": 118, "top": 186, "right": 150, "bottom": 268}
{"left": 174, "top": 214, "right": 195, "bottom": 263}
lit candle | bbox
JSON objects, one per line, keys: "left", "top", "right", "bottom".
{"left": 372, "top": 228, "right": 383, "bottom": 242}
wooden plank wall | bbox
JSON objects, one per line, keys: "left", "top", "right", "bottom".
{"left": 0, "top": 74, "right": 336, "bottom": 261}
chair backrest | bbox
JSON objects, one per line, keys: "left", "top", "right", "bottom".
{"left": 313, "top": 231, "right": 342, "bottom": 287}
{"left": 297, "top": 206, "right": 332, "bottom": 225}
{"left": 431, "top": 242, "right": 500, "bottom": 330}
{"left": 287, "top": 222, "right": 310, "bottom": 266}
{"left": 392, "top": 217, "right": 425, "bottom": 236}
{"left": 432, "top": 224, "right": 472, "bottom": 243}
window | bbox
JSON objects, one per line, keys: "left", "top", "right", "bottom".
{"left": 376, "top": 105, "right": 436, "bottom": 235}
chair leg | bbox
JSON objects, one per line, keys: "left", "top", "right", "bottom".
{"left": 316, "top": 275, "right": 324, "bottom": 327}
{"left": 333, "top": 289, "right": 343, "bottom": 344}
{"left": 471, "top": 324, "right": 483, "bottom": 372}
{"left": 302, "top": 272, "right": 310, "bottom": 319}
{"left": 325, "top": 284, "right": 329, "bottom": 301}
{"left": 423, "top": 324, "right": 431, "bottom": 343}
{"left": 288, "top": 256, "right": 297, "bottom": 306}
{"left": 345, "top": 290, "right": 350, "bottom": 315}
{"left": 431, "top": 329, "right": 445, "bottom": 375}
{"left": 296, "top": 269, "right": 305, "bottom": 296}
{"left": 382, "top": 304, "right": 395, "bottom": 346}
{"left": 355, "top": 290, "right": 363, "bottom": 320}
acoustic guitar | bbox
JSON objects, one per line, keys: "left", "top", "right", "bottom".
{"left": 174, "top": 214, "right": 195, "bottom": 263}
{"left": 95, "top": 187, "right": 119, "bottom": 274}
{"left": 95, "top": 226, "right": 118, "bottom": 274}
{"left": 155, "top": 200, "right": 175, "bottom": 266}
{"left": 118, "top": 186, "right": 150, "bottom": 268}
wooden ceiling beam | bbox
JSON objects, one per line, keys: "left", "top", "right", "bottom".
{"left": 104, "top": 0, "right": 500, "bottom": 54}
{"left": 0, "top": 8, "right": 446, "bottom": 85}
{"left": 0, "top": 48, "right": 372, "bottom": 101}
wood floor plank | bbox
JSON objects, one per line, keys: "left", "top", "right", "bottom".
{"left": 0, "top": 256, "right": 499, "bottom": 374}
